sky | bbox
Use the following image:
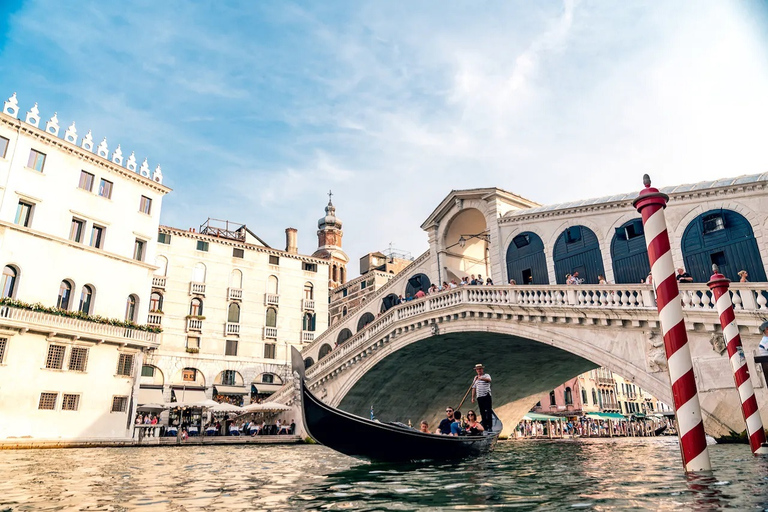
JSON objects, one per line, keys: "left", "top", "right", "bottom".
{"left": 1, "top": 1, "right": 768, "bottom": 276}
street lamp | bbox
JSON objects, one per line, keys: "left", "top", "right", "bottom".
{"left": 457, "top": 232, "right": 491, "bottom": 248}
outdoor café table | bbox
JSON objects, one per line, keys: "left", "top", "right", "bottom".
{"left": 205, "top": 427, "right": 217, "bottom": 436}
{"left": 229, "top": 426, "right": 240, "bottom": 436}
{"left": 166, "top": 427, "right": 178, "bottom": 437}
{"left": 188, "top": 426, "right": 199, "bottom": 437}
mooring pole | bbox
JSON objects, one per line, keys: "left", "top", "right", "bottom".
{"left": 633, "top": 174, "right": 711, "bottom": 472}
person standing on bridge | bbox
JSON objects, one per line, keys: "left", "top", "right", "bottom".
{"left": 471, "top": 363, "right": 493, "bottom": 431}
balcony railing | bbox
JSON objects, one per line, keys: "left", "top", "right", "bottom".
{"left": 265, "top": 294, "right": 279, "bottom": 306}
{"left": 0, "top": 305, "right": 158, "bottom": 345}
{"left": 302, "top": 299, "right": 315, "bottom": 311}
{"left": 228, "top": 287, "right": 243, "bottom": 301}
{"left": 152, "top": 276, "right": 166, "bottom": 290}
{"left": 264, "top": 326, "right": 278, "bottom": 339}
{"left": 186, "top": 318, "right": 203, "bottom": 332}
{"left": 302, "top": 331, "right": 315, "bottom": 343}
{"left": 226, "top": 322, "right": 240, "bottom": 335}
{"left": 147, "top": 313, "right": 162, "bottom": 326}
{"left": 190, "top": 282, "right": 206, "bottom": 296}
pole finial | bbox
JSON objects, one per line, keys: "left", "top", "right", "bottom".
{"left": 643, "top": 174, "right": 651, "bottom": 188}
{"left": 328, "top": 189, "right": 333, "bottom": 204}
{"left": 712, "top": 263, "right": 719, "bottom": 274}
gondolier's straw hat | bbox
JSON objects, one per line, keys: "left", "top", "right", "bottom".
{"left": 475, "top": 363, "right": 484, "bottom": 369}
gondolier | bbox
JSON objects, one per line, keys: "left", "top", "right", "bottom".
{"left": 471, "top": 363, "right": 493, "bottom": 431}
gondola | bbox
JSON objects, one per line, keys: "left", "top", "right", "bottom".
{"left": 290, "top": 348, "right": 502, "bottom": 462}
{"left": 654, "top": 425, "right": 667, "bottom": 436}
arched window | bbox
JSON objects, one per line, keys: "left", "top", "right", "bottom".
{"left": 581, "top": 388, "right": 587, "bottom": 405}
{"left": 332, "top": 265, "right": 338, "bottom": 282}
{"left": 266, "top": 307, "right": 277, "bottom": 327}
{"left": 267, "top": 275, "right": 279, "bottom": 295}
{"left": 565, "top": 387, "right": 573, "bottom": 405}
{"left": 549, "top": 390, "right": 556, "bottom": 406}
{"left": 318, "top": 343, "right": 332, "bottom": 359}
{"left": 303, "top": 312, "right": 315, "bottom": 331}
{"left": 230, "top": 269, "right": 243, "bottom": 288}
{"left": 304, "top": 282, "right": 314, "bottom": 300}
{"left": 304, "top": 357, "right": 314, "bottom": 369}
{"left": 192, "top": 262, "right": 206, "bottom": 283}
{"left": 1, "top": 265, "right": 18, "bottom": 298}
{"left": 356, "top": 312, "right": 375, "bottom": 332}
{"left": 337, "top": 328, "right": 353, "bottom": 345}
{"left": 342, "top": 306, "right": 348, "bottom": 317}
{"left": 340, "top": 267, "right": 345, "bottom": 283}
{"left": 57, "top": 280, "right": 73, "bottom": 309}
{"left": 125, "top": 294, "right": 139, "bottom": 322}
{"left": 155, "top": 255, "right": 168, "bottom": 276}
{"left": 592, "top": 389, "right": 598, "bottom": 405}
{"left": 227, "top": 302, "right": 240, "bottom": 323}
{"left": 190, "top": 298, "right": 203, "bottom": 317}
{"left": 78, "top": 285, "right": 93, "bottom": 314}
{"left": 150, "top": 292, "right": 163, "bottom": 312}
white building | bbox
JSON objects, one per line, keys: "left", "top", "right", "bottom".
{"left": 0, "top": 94, "right": 170, "bottom": 441}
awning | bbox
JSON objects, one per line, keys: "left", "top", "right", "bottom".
{"left": 214, "top": 385, "right": 248, "bottom": 395}
{"left": 171, "top": 389, "right": 207, "bottom": 404}
{"left": 243, "top": 402, "right": 292, "bottom": 413}
{"left": 137, "top": 387, "right": 165, "bottom": 405}
{"left": 586, "top": 412, "right": 627, "bottom": 421}
{"left": 522, "top": 412, "right": 562, "bottom": 421}
{"left": 252, "top": 383, "right": 283, "bottom": 394}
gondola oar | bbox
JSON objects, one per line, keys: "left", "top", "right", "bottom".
{"left": 455, "top": 378, "right": 475, "bottom": 411}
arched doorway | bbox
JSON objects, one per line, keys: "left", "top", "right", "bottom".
{"left": 337, "top": 328, "right": 353, "bottom": 345}
{"left": 357, "top": 312, "right": 375, "bottom": 332}
{"left": 506, "top": 232, "right": 548, "bottom": 285}
{"left": 611, "top": 219, "right": 649, "bottom": 284}
{"left": 553, "top": 226, "right": 605, "bottom": 284}
{"left": 319, "top": 343, "right": 333, "bottom": 359}
{"left": 442, "top": 208, "right": 489, "bottom": 282}
{"left": 405, "top": 274, "right": 431, "bottom": 297}
{"left": 681, "top": 209, "right": 766, "bottom": 282}
{"left": 381, "top": 293, "right": 399, "bottom": 313}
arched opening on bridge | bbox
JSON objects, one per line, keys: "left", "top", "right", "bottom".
{"left": 506, "top": 232, "right": 548, "bottom": 285}
{"left": 442, "top": 207, "right": 489, "bottom": 281}
{"left": 610, "top": 218, "right": 649, "bottom": 284}
{"left": 405, "top": 273, "right": 431, "bottom": 297}
{"left": 381, "top": 293, "right": 399, "bottom": 313}
{"left": 553, "top": 225, "right": 605, "bottom": 284}
{"left": 319, "top": 343, "right": 333, "bottom": 359}
{"left": 337, "top": 328, "right": 353, "bottom": 345}
{"left": 681, "top": 209, "right": 766, "bottom": 282}
{"left": 357, "top": 312, "right": 375, "bottom": 332}
{"left": 304, "top": 357, "right": 314, "bottom": 369}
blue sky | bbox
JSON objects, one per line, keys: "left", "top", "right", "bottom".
{"left": 2, "top": 1, "right": 768, "bottom": 275}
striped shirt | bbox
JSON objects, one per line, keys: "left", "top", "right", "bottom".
{"left": 473, "top": 374, "right": 492, "bottom": 397}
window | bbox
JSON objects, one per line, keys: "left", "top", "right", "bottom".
{"left": 703, "top": 213, "right": 725, "bottom": 234}
{"left": 189, "top": 298, "right": 203, "bottom": 316}
{"left": 111, "top": 396, "right": 128, "bottom": 412}
{"left": 303, "top": 262, "right": 317, "bottom": 272}
{"left": 264, "top": 343, "right": 276, "bottom": 359}
{"left": 265, "top": 307, "right": 277, "bottom": 327}
{"left": 710, "top": 251, "right": 727, "bottom": 268}
{"left": 78, "top": 285, "right": 93, "bottom": 314}
{"left": 57, "top": 281, "right": 72, "bottom": 310}
{"left": 222, "top": 370, "right": 236, "bottom": 386}
{"left": 225, "top": 339, "right": 238, "bottom": 356}
{"left": 150, "top": 292, "right": 163, "bottom": 312}
{"left": 45, "top": 344, "right": 66, "bottom": 369}
{"left": 269, "top": 255, "right": 279, "bottom": 266}
{"left": 233, "top": 248, "right": 244, "bottom": 258}
{"left": 116, "top": 353, "right": 134, "bottom": 376}
{"left": 262, "top": 374, "right": 274, "bottom": 384}
{"left": 624, "top": 220, "right": 644, "bottom": 240}
{"left": 342, "top": 288, "right": 348, "bottom": 298}
{"left": 342, "top": 306, "right": 348, "bottom": 317}
{"left": 227, "top": 302, "right": 240, "bottom": 323}
{"left": 0, "top": 338, "right": 7, "bottom": 363}
{"left": 38, "top": 392, "right": 58, "bottom": 410}
{"left": 592, "top": 389, "right": 598, "bottom": 405}
{"left": 513, "top": 234, "right": 531, "bottom": 248}
{"left": 78, "top": 171, "right": 94, "bottom": 191}
{"left": 70, "top": 218, "right": 85, "bottom": 242}
{"left": 98, "top": 179, "right": 113, "bottom": 199}
{"left": 196, "top": 240, "right": 209, "bottom": 252}
{"left": 68, "top": 347, "right": 89, "bottom": 372}
{"left": 549, "top": 390, "right": 556, "bottom": 406}
{"left": 62, "top": 394, "right": 80, "bottom": 411}
{"left": 303, "top": 312, "right": 316, "bottom": 331}
{"left": 90, "top": 225, "right": 104, "bottom": 249}
{"left": 361, "top": 281, "right": 367, "bottom": 290}
{"left": 14, "top": 201, "right": 33, "bottom": 227}
{"left": 139, "top": 196, "right": 152, "bottom": 214}
{"left": 0, "top": 136, "right": 8, "bottom": 158}
{"left": 581, "top": 389, "right": 587, "bottom": 404}
{"left": 133, "top": 239, "right": 146, "bottom": 261}
{"left": 182, "top": 368, "right": 197, "bottom": 381}
{"left": 304, "top": 283, "right": 314, "bottom": 300}
{"left": 1, "top": 266, "right": 17, "bottom": 298}
{"left": 27, "top": 149, "right": 46, "bottom": 172}
{"left": 158, "top": 232, "right": 171, "bottom": 244}
{"left": 565, "top": 226, "right": 582, "bottom": 244}
{"left": 141, "top": 365, "right": 155, "bottom": 378}
{"left": 565, "top": 387, "right": 573, "bottom": 405}
{"left": 125, "top": 295, "right": 138, "bottom": 322}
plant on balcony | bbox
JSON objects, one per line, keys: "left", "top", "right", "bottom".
{"left": 149, "top": 309, "right": 163, "bottom": 314}
{"left": 0, "top": 297, "right": 163, "bottom": 333}
{"left": 185, "top": 315, "right": 206, "bottom": 320}
{"left": 186, "top": 347, "right": 200, "bottom": 354}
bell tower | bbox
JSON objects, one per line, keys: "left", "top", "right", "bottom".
{"left": 312, "top": 191, "right": 349, "bottom": 289}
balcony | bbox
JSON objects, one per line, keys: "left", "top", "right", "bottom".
{"left": 225, "top": 322, "right": 240, "bottom": 336}
{"left": 263, "top": 326, "right": 278, "bottom": 339}
{"left": 147, "top": 313, "right": 162, "bottom": 326}
{"left": 0, "top": 305, "right": 158, "bottom": 346}
{"left": 596, "top": 377, "right": 615, "bottom": 386}
{"left": 151, "top": 276, "right": 166, "bottom": 290}
{"left": 265, "top": 294, "right": 279, "bottom": 306}
{"left": 186, "top": 318, "right": 203, "bottom": 332}
{"left": 302, "top": 331, "right": 315, "bottom": 343}
{"left": 190, "top": 282, "right": 206, "bottom": 296}
{"left": 228, "top": 287, "right": 243, "bottom": 301}
{"left": 302, "top": 299, "right": 315, "bottom": 311}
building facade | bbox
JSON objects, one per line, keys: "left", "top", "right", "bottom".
{"left": 0, "top": 94, "right": 170, "bottom": 440}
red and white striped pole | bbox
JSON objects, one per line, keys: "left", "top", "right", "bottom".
{"left": 707, "top": 266, "right": 768, "bottom": 455}
{"left": 634, "top": 175, "right": 711, "bottom": 472}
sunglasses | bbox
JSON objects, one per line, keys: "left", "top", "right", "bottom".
{"left": 446, "top": 410, "right": 453, "bottom": 413}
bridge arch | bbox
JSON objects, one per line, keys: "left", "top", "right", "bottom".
{"left": 441, "top": 207, "right": 489, "bottom": 282}
{"left": 610, "top": 218, "right": 649, "bottom": 284}
{"left": 381, "top": 293, "right": 399, "bottom": 313}
{"left": 337, "top": 328, "right": 353, "bottom": 345}
{"left": 505, "top": 231, "right": 548, "bottom": 285}
{"left": 552, "top": 225, "right": 606, "bottom": 284}
{"left": 405, "top": 273, "right": 431, "bottom": 297}
{"left": 681, "top": 209, "right": 766, "bottom": 282}
{"left": 357, "top": 312, "right": 375, "bottom": 332}
{"left": 318, "top": 343, "right": 333, "bottom": 360}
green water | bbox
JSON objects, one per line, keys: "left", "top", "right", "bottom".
{"left": 0, "top": 437, "right": 766, "bottom": 510}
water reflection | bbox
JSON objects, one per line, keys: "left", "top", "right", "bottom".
{"left": 0, "top": 438, "right": 767, "bottom": 510}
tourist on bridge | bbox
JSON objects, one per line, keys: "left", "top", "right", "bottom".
{"left": 738, "top": 270, "right": 749, "bottom": 282}
{"left": 676, "top": 267, "right": 693, "bottom": 283}
{"left": 471, "top": 363, "right": 493, "bottom": 431}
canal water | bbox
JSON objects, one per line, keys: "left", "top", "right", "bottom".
{"left": 1, "top": 437, "right": 767, "bottom": 510}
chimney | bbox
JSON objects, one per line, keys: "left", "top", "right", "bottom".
{"left": 285, "top": 227, "right": 298, "bottom": 254}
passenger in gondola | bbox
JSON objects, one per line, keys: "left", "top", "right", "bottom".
{"left": 450, "top": 411, "right": 465, "bottom": 436}
{"left": 420, "top": 421, "right": 430, "bottom": 433}
{"left": 437, "top": 407, "right": 455, "bottom": 435}
{"left": 465, "top": 410, "right": 484, "bottom": 435}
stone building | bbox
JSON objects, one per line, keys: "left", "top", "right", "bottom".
{"left": 0, "top": 93, "right": 169, "bottom": 441}
{"left": 312, "top": 193, "right": 349, "bottom": 290}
